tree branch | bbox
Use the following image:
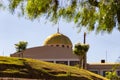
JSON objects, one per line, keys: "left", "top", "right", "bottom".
{"left": 88, "top": 0, "right": 99, "bottom": 7}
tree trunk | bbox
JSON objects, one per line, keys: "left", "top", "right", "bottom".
{"left": 83, "top": 53, "right": 87, "bottom": 69}
{"left": 78, "top": 56, "right": 82, "bottom": 68}
{"left": 21, "top": 51, "right": 24, "bottom": 58}
{"left": 78, "top": 55, "right": 84, "bottom": 68}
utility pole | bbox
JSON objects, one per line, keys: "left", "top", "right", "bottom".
{"left": 106, "top": 50, "right": 108, "bottom": 62}
{"left": 84, "top": 32, "right": 86, "bottom": 44}
{"left": 83, "top": 32, "right": 87, "bottom": 69}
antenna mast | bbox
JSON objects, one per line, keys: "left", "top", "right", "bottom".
{"left": 57, "top": 25, "right": 59, "bottom": 33}
{"left": 106, "top": 50, "right": 108, "bottom": 62}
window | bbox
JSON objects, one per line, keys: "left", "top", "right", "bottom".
{"left": 51, "top": 45, "right": 53, "bottom": 47}
{"left": 70, "top": 61, "right": 79, "bottom": 66}
{"left": 91, "top": 71, "right": 99, "bottom": 74}
{"left": 62, "top": 45, "right": 65, "bottom": 47}
{"left": 103, "top": 71, "right": 107, "bottom": 77}
{"left": 56, "top": 61, "right": 68, "bottom": 65}
{"left": 67, "top": 45, "right": 69, "bottom": 48}
{"left": 56, "top": 45, "right": 59, "bottom": 47}
{"left": 117, "top": 71, "right": 120, "bottom": 76}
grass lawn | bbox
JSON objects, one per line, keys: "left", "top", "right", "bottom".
{"left": 0, "top": 56, "right": 108, "bottom": 80}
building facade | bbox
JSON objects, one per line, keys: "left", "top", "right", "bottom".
{"left": 10, "top": 32, "right": 120, "bottom": 77}
{"left": 11, "top": 32, "right": 80, "bottom": 66}
{"left": 87, "top": 61, "right": 120, "bottom": 77}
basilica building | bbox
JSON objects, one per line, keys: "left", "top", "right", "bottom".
{"left": 10, "top": 31, "right": 79, "bottom": 66}
{"left": 10, "top": 31, "right": 120, "bottom": 77}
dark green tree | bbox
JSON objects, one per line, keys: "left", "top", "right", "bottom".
{"left": 73, "top": 43, "right": 89, "bottom": 69}
{"left": 15, "top": 41, "right": 28, "bottom": 58}
{"left": 7, "top": 0, "right": 120, "bottom": 33}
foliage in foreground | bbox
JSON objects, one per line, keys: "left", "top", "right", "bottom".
{"left": 105, "top": 64, "right": 120, "bottom": 80}
{"left": 6, "top": 0, "right": 120, "bottom": 33}
{"left": 0, "top": 56, "right": 108, "bottom": 80}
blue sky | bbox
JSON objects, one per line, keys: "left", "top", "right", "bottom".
{"left": 0, "top": 10, "right": 120, "bottom": 63}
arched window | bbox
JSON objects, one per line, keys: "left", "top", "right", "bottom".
{"left": 62, "top": 45, "right": 65, "bottom": 47}
{"left": 67, "top": 45, "right": 69, "bottom": 48}
{"left": 56, "top": 45, "right": 59, "bottom": 47}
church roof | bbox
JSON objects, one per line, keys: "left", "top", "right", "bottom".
{"left": 43, "top": 33, "right": 72, "bottom": 46}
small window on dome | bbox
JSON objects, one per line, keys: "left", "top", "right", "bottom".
{"left": 67, "top": 45, "right": 69, "bottom": 48}
{"left": 62, "top": 45, "right": 65, "bottom": 47}
{"left": 56, "top": 45, "right": 59, "bottom": 47}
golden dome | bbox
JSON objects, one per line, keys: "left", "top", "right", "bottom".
{"left": 43, "top": 33, "right": 72, "bottom": 47}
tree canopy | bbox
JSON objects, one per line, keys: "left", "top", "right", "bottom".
{"left": 6, "top": 0, "right": 120, "bottom": 33}
{"left": 73, "top": 43, "right": 89, "bottom": 68}
{"left": 74, "top": 43, "right": 89, "bottom": 56}
{"left": 15, "top": 41, "right": 28, "bottom": 52}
